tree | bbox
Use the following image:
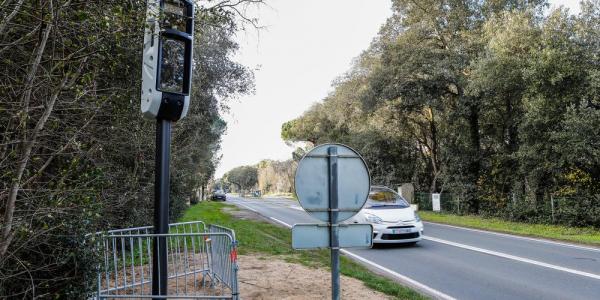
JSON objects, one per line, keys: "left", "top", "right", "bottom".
{"left": 224, "top": 165, "right": 258, "bottom": 194}
{"left": 0, "top": 0, "right": 259, "bottom": 297}
{"left": 256, "top": 159, "right": 296, "bottom": 195}
{"left": 281, "top": 0, "right": 599, "bottom": 225}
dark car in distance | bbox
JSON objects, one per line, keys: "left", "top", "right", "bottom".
{"left": 211, "top": 190, "right": 226, "bottom": 201}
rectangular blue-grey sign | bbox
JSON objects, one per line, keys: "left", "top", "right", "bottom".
{"left": 292, "top": 223, "right": 373, "bottom": 250}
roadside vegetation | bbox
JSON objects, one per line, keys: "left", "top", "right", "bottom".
{"left": 0, "top": 1, "right": 259, "bottom": 298}
{"left": 420, "top": 211, "right": 600, "bottom": 246}
{"left": 181, "top": 201, "right": 428, "bottom": 300}
{"left": 222, "top": 165, "right": 259, "bottom": 194}
{"left": 217, "top": 159, "right": 296, "bottom": 197}
{"left": 280, "top": 1, "right": 600, "bottom": 230}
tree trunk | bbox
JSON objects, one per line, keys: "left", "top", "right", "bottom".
{"left": 467, "top": 103, "right": 481, "bottom": 213}
{"left": 428, "top": 107, "right": 439, "bottom": 193}
{"left": 0, "top": 13, "right": 54, "bottom": 257}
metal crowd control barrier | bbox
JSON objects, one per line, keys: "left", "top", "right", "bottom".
{"left": 208, "top": 224, "right": 239, "bottom": 298}
{"left": 92, "top": 221, "right": 239, "bottom": 299}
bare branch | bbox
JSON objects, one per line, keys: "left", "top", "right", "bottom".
{"left": 0, "top": 0, "right": 25, "bottom": 37}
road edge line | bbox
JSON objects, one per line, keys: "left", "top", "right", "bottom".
{"left": 236, "top": 202, "right": 259, "bottom": 213}
{"left": 340, "top": 249, "right": 456, "bottom": 300}
{"left": 265, "top": 217, "right": 455, "bottom": 300}
{"left": 424, "top": 221, "right": 600, "bottom": 253}
{"left": 424, "top": 236, "right": 600, "bottom": 281}
{"left": 269, "top": 217, "right": 292, "bottom": 228}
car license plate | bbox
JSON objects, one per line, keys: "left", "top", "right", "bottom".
{"left": 392, "top": 228, "right": 413, "bottom": 234}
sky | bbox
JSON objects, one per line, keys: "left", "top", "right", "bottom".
{"left": 215, "top": 0, "right": 582, "bottom": 178}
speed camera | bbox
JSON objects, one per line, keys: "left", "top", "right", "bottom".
{"left": 141, "top": 0, "right": 194, "bottom": 121}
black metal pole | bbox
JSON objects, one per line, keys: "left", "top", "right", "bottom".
{"left": 153, "top": 119, "right": 171, "bottom": 297}
{"left": 328, "top": 146, "right": 340, "bottom": 300}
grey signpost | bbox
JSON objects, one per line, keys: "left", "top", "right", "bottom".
{"left": 141, "top": 0, "right": 194, "bottom": 297}
{"left": 293, "top": 144, "right": 372, "bottom": 300}
{"left": 328, "top": 146, "right": 340, "bottom": 298}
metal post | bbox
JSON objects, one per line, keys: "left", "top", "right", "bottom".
{"left": 232, "top": 240, "right": 240, "bottom": 300}
{"left": 328, "top": 146, "right": 340, "bottom": 300}
{"left": 153, "top": 119, "right": 171, "bottom": 297}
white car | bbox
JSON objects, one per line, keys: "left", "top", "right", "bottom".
{"left": 349, "top": 186, "right": 423, "bottom": 244}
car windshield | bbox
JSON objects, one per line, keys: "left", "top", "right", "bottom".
{"left": 366, "top": 187, "right": 409, "bottom": 208}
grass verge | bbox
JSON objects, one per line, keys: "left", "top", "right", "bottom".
{"left": 180, "top": 201, "right": 427, "bottom": 300}
{"left": 419, "top": 211, "right": 600, "bottom": 246}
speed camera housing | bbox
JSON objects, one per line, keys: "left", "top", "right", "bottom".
{"left": 141, "top": 0, "right": 194, "bottom": 121}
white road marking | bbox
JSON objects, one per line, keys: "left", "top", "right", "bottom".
{"left": 233, "top": 201, "right": 258, "bottom": 213}
{"left": 236, "top": 202, "right": 600, "bottom": 296}
{"left": 425, "top": 222, "right": 600, "bottom": 253}
{"left": 289, "top": 205, "right": 304, "bottom": 211}
{"left": 269, "top": 217, "right": 292, "bottom": 228}
{"left": 424, "top": 236, "right": 600, "bottom": 281}
{"left": 245, "top": 209, "right": 455, "bottom": 300}
{"left": 340, "top": 250, "right": 456, "bottom": 300}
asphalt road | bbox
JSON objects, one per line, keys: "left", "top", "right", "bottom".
{"left": 226, "top": 195, "right": 600, "bottom": 300}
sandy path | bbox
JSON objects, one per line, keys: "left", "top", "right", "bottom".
{"left": 238, "top": 255, "right": 391, "bottom": 300}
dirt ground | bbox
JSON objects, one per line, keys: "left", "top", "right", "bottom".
{"left": 225, "top": 204, "right": 391, "bottom": 299}
{"left": 100, "top": 205, "right": 391, "bottom": 299}
{"left": 238, "top": 254, "right": 391, "bottom": 300}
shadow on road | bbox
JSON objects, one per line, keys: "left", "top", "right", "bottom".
{"left": 371, "top": 242, "right": 421, "bottom": 250}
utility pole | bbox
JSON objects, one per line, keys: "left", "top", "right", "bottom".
{"left": 141, "top": 0, "right": 195, "bottom": 297}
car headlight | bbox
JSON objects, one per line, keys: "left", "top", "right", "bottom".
{"left": 365, "top": 214, "right": 383, "bottom": 224}
{"left": 414, "top": 211, "right": 421, "bottom": 222}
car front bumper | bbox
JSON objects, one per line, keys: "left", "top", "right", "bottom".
{"left": 372, "top": 221, "right": 423, "bottom": 244}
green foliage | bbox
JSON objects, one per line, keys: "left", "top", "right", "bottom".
{"left": 223, "top": 165, "right": 259, "bottom": 193}
{"left": 420, "top": 211, "right": 600, "bottom": 246}
{"left": 181, "top": 202, "right": 427, "bottom": 300}
{"left": 0, "top": 1, "right": 255, "bottom": 297}
{"left": 282, "top": 1, "right": 600, "bottom": 226}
